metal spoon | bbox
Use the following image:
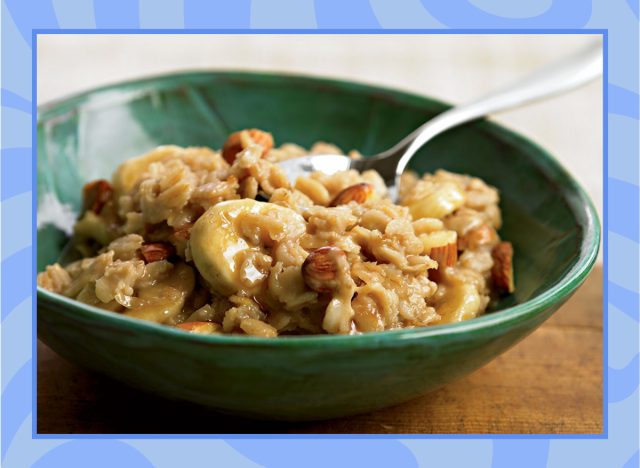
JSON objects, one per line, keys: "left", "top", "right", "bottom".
{"left": 278, "top": 42, "right": 602, "bottom": 201}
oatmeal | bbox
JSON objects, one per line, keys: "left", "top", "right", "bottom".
{"left": 38, "top": 128, "right": 514, "bottom": 336}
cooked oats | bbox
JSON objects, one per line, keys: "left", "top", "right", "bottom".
{"left": 38, "top": 129, "right": 514, "bottom": 337}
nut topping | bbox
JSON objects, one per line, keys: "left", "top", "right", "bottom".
{"left": 302, "top": 246, "right": 348, "bottom": 293}
{"left": 139, "top": 242, "right": 176, "bottom": 263}
{"left": 421, "top": 230, "right": 458, "bottom": 282}
{"left": 421, "top": 230, "right": 458, "bottom": 267}
{"left": 330, "top": 183, "right": 374, "bottom": 207}
{"left": 222, "top": 129, "right": 274, "bottom": 164}
{"left": 82, "top": 179, "right": 113, "bottom": 215}
{"left": 491, "top": 241, "right": 515, "bottom": 293}
{"left": 429, "top": 242, "right": 458, "bottom": 269}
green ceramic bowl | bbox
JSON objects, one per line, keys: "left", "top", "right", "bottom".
{"left": 37, "top": 72, "right": 599, "bottom": 422}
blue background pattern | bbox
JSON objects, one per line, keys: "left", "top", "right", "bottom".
{"left": 1, "top": 0, "right": 638, "bottom": 466}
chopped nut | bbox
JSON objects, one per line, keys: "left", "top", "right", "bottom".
{"left": 139, "top": 242, "right": 176, "bottom": 263}
{"left": 222, "top": 129, "right": 274, "bottom": 164}
{"left": 421, "top": 231, "right": 458, "bottom": 266}
{"left": 82, "top": 179, "right": 113, "bottom": 214}
{"left": 421, "top": 230, "right": 458, "bottom": 282}
{"left": 429, "top": 242, "right": 458, "bottom": 268}
{"left": 175, "top": 321, "right": 220, "bottom": 334}
{"left": 330, "top": 183, "right": 374, "bottom": 207}
{"left": 459, "top": 224, "right": 498, "bottom": 250}
{"left": 491, "top": 241, "right": 515, "bottom": 293}
{"left": 302, "top": 246, "right": 347, "bottom": 293}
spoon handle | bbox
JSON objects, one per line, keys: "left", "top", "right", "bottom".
{"left": 391, "top": 41, "right": 602, "bottom": 180}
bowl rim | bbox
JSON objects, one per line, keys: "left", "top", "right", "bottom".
{"left": 36, "top": 70, "right": 601, "bottom": 348}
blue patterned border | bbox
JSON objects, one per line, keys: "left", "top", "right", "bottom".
{"left": 2, "top": 1, "right": 638, "bottom": 467}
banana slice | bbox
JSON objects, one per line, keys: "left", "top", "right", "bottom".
{"left": 113, "top": 146, "right": 182, "bottom": 195}
{"left": 124, "top": 261, "right": 195, "bottom": 324}
{"left": 407, "top": 181, "right": 465, "bottom": 219}
{"left": 190, "top": 199, "right": 306, "bottom": 296}
{"left": 434, "top": 283, "right": 483, "bottom": 324}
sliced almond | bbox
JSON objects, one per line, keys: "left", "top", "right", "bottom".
{"left": 491, "top": 241, "right": 515, "bottom": 293}
{"left": 222, "top": 129, "right": 274, "bottom": 164}
{"left": 421, "top": 230, "right": 458, "bottom": 282}
{"left": 429, "top": 242, "right": 458, "bottom": 268}
{"left": 139, "top": 242, "right": 176, "bottom": 263}
{"left": 330, "top": 183, "right": 374, "bottom": 207}
{"left": 82, "top": 179, "right": 113, "bottom": 215}
{"left": 302, "top": 246, "right": 347, "bottom": 293}
{"left": 421, "top": 230, "right": 458, "bottom": 266}
{"left": 175, "top": 321, "right": 221, "bottom": 334}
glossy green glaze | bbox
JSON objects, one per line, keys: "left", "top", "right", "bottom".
{"left": 37, "top": 72, "right": 600, "bottom": 421}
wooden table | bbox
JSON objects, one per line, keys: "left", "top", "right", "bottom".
{"left": 37, "top": 267, "right": 602, "bottom": 434}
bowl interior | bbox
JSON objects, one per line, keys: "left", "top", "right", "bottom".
{"left": 37, "top": 72, "right": 598, "bottom": 316}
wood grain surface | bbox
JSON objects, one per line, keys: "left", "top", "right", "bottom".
{"left": 37, "top": 267, "right": 602, "bottom": 435}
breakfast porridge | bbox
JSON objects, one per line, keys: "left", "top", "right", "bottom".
{"left": 38, "top": 129, "right": 514, "bottom": 336}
